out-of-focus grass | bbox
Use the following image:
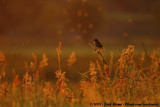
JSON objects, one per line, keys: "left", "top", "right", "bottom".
{"left": 3, "top": 45, "right": 154, "bottom": 83}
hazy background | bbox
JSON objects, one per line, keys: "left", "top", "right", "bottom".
{"left": 0, "top": 0, "right": 160, "bottom": 81}
{"left": 0, "top": 0, "right": 160, "bottom": 46}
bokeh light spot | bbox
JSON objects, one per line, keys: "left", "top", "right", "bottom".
{"left": 88, "top": 24, "right": 93, "bottom": 29}
{"left": 97, "top": 7, "right": 102, "bottom": 12}
{"left": 77, "top": 9, "right": 82, "bottom": 17}
{"left": 77, "top": 23, "right": 82, "bottom": 29}
{"left": 83, "top": 12, "right": 88, "bottom": 17}
{"left": 70, "top": 28, "right": 75, "bottom": 33}
{"left": 123, "top": 32, "right": 128, "bottom": 37}
{"left": 82, "top": 29, "right": 88, "bottom": 34}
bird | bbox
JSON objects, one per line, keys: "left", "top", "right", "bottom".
{"left": 93, "top": 39, "right": 103, "bottom": 49}
{"left": 91, "top": 38, "right": 106, "bottom": 64}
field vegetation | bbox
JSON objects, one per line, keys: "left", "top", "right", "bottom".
{"left": 0, "top": 41, "right": 160, "bottom": 107}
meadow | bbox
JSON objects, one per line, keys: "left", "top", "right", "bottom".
{"left": 0, "top": 41, "right": 160, "bottom": 107}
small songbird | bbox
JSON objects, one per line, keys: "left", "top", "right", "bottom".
{"left": 91, "top": 38, "right": 106, "bottom": 64}
{"left": 93, "top": 39, "right": 103, "bottom": 49}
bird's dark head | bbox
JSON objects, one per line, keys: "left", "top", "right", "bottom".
{"left": 93, "top": 38, "right": 103, "bottom": 49}
{"left": 94, "top": 39, "right": 98, "bottom": 42}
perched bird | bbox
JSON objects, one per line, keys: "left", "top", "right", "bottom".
{"left": 91, "top": 38, "right": 106, "bottom": 64}
{"left": 93, "top": 39, "right": 103, "bottom": 49}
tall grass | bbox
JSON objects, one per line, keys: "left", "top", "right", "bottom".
{"left": 0, "top": 43, "right": 159, "bottom": 107}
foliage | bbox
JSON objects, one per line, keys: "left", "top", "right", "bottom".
{"left": 0, "top": 43, "right": 160, "bottom": 107}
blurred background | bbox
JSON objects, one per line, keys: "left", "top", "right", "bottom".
{"left": 0, "top": 0, "right": 160, "bottom": 81}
